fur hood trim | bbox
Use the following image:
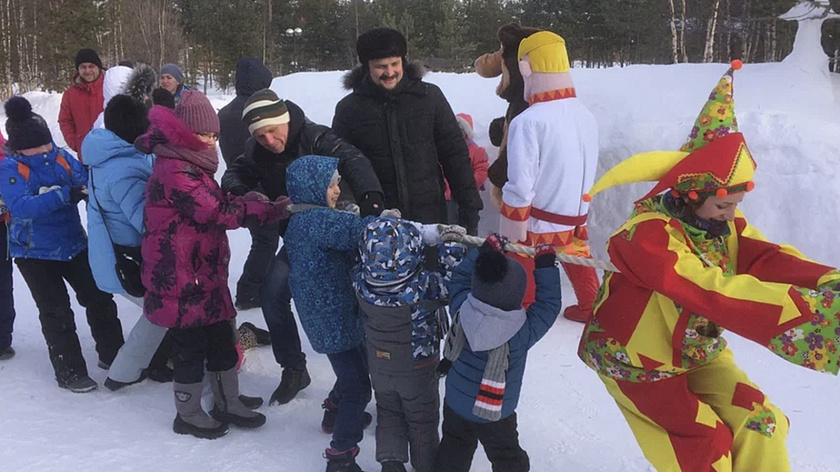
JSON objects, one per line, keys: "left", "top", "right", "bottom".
{"left": 342, "top": 60, "right": 426, "bottom": 91}
{"left": 125, "top": 63, "right": 157, "bottom": 104}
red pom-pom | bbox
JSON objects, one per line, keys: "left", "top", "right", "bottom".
{"left": 745, "top": 181, "right": 755, "bottom": 192}
{"left": 716, "top": 188, "right": 728, "bottom": 198}
{"left": 582, "top": 194, "right": 592, "bottom": 203}
{"left": 670, "top": 189, "right": 680, "bottom": 198}
{"left": 688, "top": 190, "right": 699, "bottom": 200}
{"left": 731, "top": 59, "right": 743, "bottom": 70}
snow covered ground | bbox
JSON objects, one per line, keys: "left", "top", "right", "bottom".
{"left": 3, "top": 57, "right": 840, "bottom": 471}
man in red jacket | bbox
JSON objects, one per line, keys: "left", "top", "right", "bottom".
{"left": 58, "top": 48, "right": 105, "bottom": 163}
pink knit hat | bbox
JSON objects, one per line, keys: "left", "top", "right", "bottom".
{"left": 174, "top": 90, "right": 220, "bottom": 134}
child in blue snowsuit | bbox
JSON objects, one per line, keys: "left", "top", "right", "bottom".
{"left": 283, "top": 154, "right": 373, "bottom": 472}
{"left": 353, "top": 217, "right": 467, "bottom": 472}
{"left": 0, "top": 96, "right": 124, "bottom": 392}
{"left": 434, "top": 234, "right": 563, "bottom": 472}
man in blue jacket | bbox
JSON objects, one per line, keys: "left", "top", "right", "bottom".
{"left": 435, "top": 234, "right": 562, "bottom": 472}
{"left": 0, "top": 96, "right": 124, "bottom": 393}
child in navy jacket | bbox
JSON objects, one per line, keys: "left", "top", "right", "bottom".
{"left": 435, "top": 234, "right": 562, "bottom": 472}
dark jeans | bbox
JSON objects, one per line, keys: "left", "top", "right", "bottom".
{"left": 236, "top": 220, "right": 280, "bottom": 302}
{"left": 260, "top": 246, "right": 305, "bottom": 370}
{"left": 326, "top": 342, "right": 372, "bottom": 452}
{"left": 15, "top": 251, "right": 124, "bottom": 383}
{"left": 169, "top": 320, "right": 239, "bottom": 384}
{"left": 434, "top": 405, "right": 530, "bottom": 472}
{"left": 0, "top": 222, "right": 15, "bottom": 350}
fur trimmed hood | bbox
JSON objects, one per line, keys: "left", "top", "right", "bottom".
{"left": 125, "top": 63, "right": 157, "bottom": 105}
{"left": 342, "top": 60, "right": 426, "bottom": 91}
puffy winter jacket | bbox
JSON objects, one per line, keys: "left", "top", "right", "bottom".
{"left": 218, "top": 58, "right": 272, "bottom": 166}
{"left": 140, "top": 107, "right": 281, "bottom": 329}
{"left": 444, "top": 249, "right": 562, "bottom": 423}
{"left": 354, "top": 218, "right": 466, "bottom": 374}
{"left": 444, "top": 139, "right": 489, "bottom": 200}
{"left": 221, "top": 100, "right": 382, "bottom": 235}
{"left": 82, "top": 128, "right": 154, "bottom": 294}
{"left": 333, "top": 63, "right": 482, "bottom": 233}
{"left": 58, "top": 72, "right": 105, "bottom": 161}
{"left": 0, "top": 144, "right": 88, "bottom": 261}
{"left": 284, "top": 155, "right": 371, "bottom": 355}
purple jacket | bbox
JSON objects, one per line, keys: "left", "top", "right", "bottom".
{"left": 140, "top": 107, "right": 283, "bottom": 329}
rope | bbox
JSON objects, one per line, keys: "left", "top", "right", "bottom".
{"left": 455, "top": 232, "right": 620, "bottom": 273}
{"left": 286, "top": 203, "right": 621, "bottom": 272}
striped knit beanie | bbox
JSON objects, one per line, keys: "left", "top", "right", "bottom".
{"left": 242, "top": 88, "right": 290, "bottom": 135}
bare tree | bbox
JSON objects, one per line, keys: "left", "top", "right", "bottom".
{"left": 668, "top": 0, "right": 679, "bottom": 63}
{"left": 704, "top": 0, "right": 722, "bottom": 62}
{"left": 679, "top": 0, "right": 688, "bottom": 62}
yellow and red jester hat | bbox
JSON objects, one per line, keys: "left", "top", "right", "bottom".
{"left": 578, "top": 61, "right": 840, "bottom": 382}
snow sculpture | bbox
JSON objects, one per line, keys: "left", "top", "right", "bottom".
{"left": 780, "top": 0, "right": 840, "bottom": 74}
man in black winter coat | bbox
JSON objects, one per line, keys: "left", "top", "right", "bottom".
{"left": 221, "top": 88, "right": 383, "bottom": 406}
{"left": 218, "top": 58, "right": 275, "bottom": 310}
{"left": 332, "top": 27, "right": 483, "bottom": 235}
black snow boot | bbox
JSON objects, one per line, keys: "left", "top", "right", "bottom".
{"left": 380, "top": 461, "right": 407, "bottom": 472}
{"left": 209, "top": 368, "right": 266, "bottom": 428}
{"left": 325, "top": 447, "right": 363, "bottom": 472}
{"left": 0, "top": 346, "right": 15, "bottom": 360}
{"left": 173, "top": 381, "right": 229, "bottom": 439}
{"left": 58, "top": 374, "right": 98, "bottom": 393}
{"left": 321, "top": 397, "right": 373, "bottom": 434}
{"left": 269, "top": 364, "right": 311, "bottom": 405}
{"left": 104, "top": 371, "right": 147, "bottom": 392}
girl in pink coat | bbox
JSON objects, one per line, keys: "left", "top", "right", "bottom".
{"left": 137, "top": 90, "right": 289, "bottom": 439}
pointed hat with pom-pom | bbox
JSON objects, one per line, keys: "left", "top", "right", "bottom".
{"left": 584, "top": 60, "right": 756, "bottom": 203}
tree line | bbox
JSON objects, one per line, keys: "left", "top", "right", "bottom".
{"left": 0, "top": 0, "right": 837, "bottom": 96}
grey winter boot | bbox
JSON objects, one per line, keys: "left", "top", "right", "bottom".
{"left": 209, "top": 368, "right": 267, "bottom": 429}
{"left": 173, "top": 381, "right": 229, "bottom": 439}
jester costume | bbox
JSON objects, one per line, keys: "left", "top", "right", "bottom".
{"left": 578, "top": 61, "right": 840, "bottom": 472}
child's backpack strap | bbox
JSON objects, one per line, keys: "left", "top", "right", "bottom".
{"left": 55, "top": 153, "right": 72, "bottom": 176}
{"left": 15, "top": 153, "right": 72, "bottom": 183}
{"left": 16, "top": 162, "right": 29, "bottom": 181}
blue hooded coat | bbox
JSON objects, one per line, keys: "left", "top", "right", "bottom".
{"left": 284, "top": 155, "right": 371, "bottom": 355}
{"left": 0, "top": 144, "right": 88, "bottom": 261}
{"left": 82, "top": 128, "right": 154, "bottom": 293}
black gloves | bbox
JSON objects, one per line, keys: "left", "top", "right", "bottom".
{"left": 489, "top": 116, "right": 505, "bottom": 147}
{"left": 359, "top": 191, "right": 385, "bottom": 218}
{"left": 69, "top": 186, "right": 88, "bottom": 204}
{"left": 534, "top": 243, "right": 558, "bottom": 269}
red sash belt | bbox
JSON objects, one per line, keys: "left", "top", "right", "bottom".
{"left": 530, "top": 207, "right": 587, "bottom": 226}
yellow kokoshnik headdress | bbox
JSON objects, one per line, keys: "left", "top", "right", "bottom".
{"left": 583, "top": 60, "right": 756, "bottom": 203}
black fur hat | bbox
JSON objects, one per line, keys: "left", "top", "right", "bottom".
{"left": 356, "top": 28, "right": 407, "bottom": 66}
{"left": 4, "top": 96, "right": 52, "bottom": 152}
{"left": 104, "top": 95, "right": 149, "bottom": 144}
